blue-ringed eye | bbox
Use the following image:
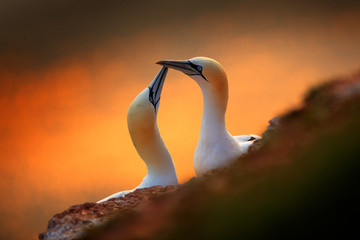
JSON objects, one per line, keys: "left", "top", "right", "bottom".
{"left": 197, "top": 66, "right": 203, "bottom": 72}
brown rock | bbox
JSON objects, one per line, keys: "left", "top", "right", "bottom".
{"left": 39, "top": 185, "right": 178, "bottom": 240}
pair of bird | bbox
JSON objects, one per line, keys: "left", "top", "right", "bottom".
{"left": 97, "top": 57, "right": 260, "bottom": 203}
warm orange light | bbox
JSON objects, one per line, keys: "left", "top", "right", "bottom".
{"left": 1, "top": 11, "right": 360, "bottom": 239}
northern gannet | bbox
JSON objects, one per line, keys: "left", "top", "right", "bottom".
{"left": 157, "top": 57, "right": 260, "bottom": 176}
{"left": 97, "top": 67, "right": 178, "bottom": 203}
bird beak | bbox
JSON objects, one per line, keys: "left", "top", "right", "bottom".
{"left": 157, "top": 60, "right": 207, "bottom": 81}
{"left": 156, "top": 60, "right": 198, "bottom": 75}
{"left": 148, "top": 67, "right": 168, "bottom": 113}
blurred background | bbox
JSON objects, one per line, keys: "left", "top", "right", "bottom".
{"left": 0, "top": 0, "right": 359, "bottom": 239}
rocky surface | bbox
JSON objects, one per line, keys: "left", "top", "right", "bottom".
{"left": 39, "top": 186, "right": 178, "bottom": 240}
{"left": 40, "top": 71, "right": 360, "bottom": 240}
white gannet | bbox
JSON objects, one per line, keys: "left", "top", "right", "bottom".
{"left": 97, "top": 67, "right": 178, "bottom": 203}
{"left": 157, "top": 57, "right": 260, "bottom": 176}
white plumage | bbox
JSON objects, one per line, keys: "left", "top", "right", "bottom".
{"left": 97, "top": 67, "right": 178, "bottom": 203}
{"left": 158, "top": 57, "right": 260, "bottom": 175}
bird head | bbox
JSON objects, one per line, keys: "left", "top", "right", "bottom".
{"left": 156, "top": 57, "right": 228, "bottom": 94}
{"left": 127, "top": 67, "right": 167, "bottom": 136}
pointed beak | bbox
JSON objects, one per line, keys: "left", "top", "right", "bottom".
{"left": 157, "top": 60, "right": 207, "bottom": 81}
{"left": 156, "top": 60, "right": 198, "bottom": 75}
{"left": 148, "top": 67, "right": 168, "bottom": 113}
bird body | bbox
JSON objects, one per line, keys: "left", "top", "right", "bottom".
{"left": 97, "top": 67, "right": 177, "bottom": 203}
{"left": 158, "top": 57, "right": 260, "bottom": 175}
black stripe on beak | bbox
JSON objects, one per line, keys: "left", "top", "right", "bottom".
{"left": 148, "top": 67, "right": 168, "bottom": 113}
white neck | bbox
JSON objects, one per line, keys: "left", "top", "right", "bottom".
{"left": 127, "top": 89, "right": 178, "bottom": 188}
{"left": 192, "top": 79, "right": 243, "bottom": 176}
{"left": 145, "top": 125, "right": 175, "bottom": 173}
{"left": 134, "top": 124, "right": 178, "bottom": 188}
{"left": 199, "top": 86, "right": 229, "bottom": 140}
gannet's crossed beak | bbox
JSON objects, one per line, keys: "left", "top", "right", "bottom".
{"left": 157, "top": 60, "right": 207, "bottom": 81}
{"left": 148, "top": 67, "right": 168, "bottom": 113}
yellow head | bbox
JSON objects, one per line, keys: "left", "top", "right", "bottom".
{"left": 127, "top": 67, "right": 167, "bottom": 142}
{"left": 157, "top": 57, "right": 228, "bottom": 108}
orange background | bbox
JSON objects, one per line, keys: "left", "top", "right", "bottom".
{"left": 1, "top": 1, "right": 360, "bottom": 239}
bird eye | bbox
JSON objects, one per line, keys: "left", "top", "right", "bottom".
{"left": 197, "top": 66, "right": 203, "bottom": 72}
